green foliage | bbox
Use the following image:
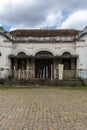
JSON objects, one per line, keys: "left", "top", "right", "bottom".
{"left": 0, "top": 86, "right": 87, "bottom": 90}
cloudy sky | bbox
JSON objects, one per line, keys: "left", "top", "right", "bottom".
{"left": 0, "top": 0, "right": 87, "bottom": 31}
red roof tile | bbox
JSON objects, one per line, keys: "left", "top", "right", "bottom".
{"left": 10, "top": 29, "right": 79, "bottom": 37}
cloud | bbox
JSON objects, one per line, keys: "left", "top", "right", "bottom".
{"left": 60, "top": 10, "right": 87, "bottom": 30}
{"left": 35, "top": 12, "right": 64, "bottom": 29}
{"left": 0, "top": 0, "right": 87, "bottom": 30}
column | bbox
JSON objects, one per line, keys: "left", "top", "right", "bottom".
{"left": 71, "top": 58, "right": 75, "bottom": 69}
{"left": 30, "top": 58, "right": 35, "bottom": 79}
{"left": 71, "top": 58, "right": 76, "bottom": 78}
{"left": 14, "top": 58, "right": 17, "bottom": 78}
{"left": 51, "top": 64, "right": 53, "bottom": 80}
{"left": 53, "top": 58, "right": 58, "bottom": 79}
{"left": 26, "top": 58, "right": 29, "bottom": 79}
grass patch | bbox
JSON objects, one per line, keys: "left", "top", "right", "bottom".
{"left": 0, "top": 85, "right": 87, "bottom": 90}
{"left": 57, "top": 86, "right": 87, "bottom": 90}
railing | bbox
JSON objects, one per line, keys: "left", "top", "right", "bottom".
{"left": 12, "top": 69, "right": 34, "bottom": 80}
{"left": 11, "top": 69, "right": 77, "bottom": 80}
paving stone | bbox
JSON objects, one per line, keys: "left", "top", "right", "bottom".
{"left": 0, "top": 88, "right": 86, "bottom": 130}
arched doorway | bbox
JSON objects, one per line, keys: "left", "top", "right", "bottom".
{"left": 35, "top": 51, "right": 53, "bottom": 79}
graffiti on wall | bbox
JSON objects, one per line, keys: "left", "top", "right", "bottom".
{"left": 79, "top": 70, "right": 87, "bottom": 79}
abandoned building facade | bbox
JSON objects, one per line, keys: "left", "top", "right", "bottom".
{"left": 0, "top": 26, "right": 87, "bottom": 80}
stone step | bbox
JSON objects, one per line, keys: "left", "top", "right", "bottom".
{"left": 3, "top": 79, "right": 83, "bottom": 86}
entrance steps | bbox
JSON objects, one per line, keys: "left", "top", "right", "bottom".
{"left": 0, "top": 79, "right": 83, "bottom": 86}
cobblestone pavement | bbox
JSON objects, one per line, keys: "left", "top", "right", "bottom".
{"left": 0, "top": 88, "right": 87, "bottom": 130}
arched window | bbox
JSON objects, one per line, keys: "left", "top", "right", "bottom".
{"left": 62, "top": 52, "right": 71, "bottom": 57}
{"left": 17, "top": 52, "right": 26, "bottom": 57}
{"left": 35, "top": 51, "right": 53, "bottom": 57}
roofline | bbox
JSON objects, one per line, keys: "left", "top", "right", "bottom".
{"left": 0, "top": 27, "right": 13, "bottom": 41}
{"left": 1, "top": 26, "right": 86, "bottom": 42}
{"left": 76, "top": 26, "right": 87, "bottom": 40}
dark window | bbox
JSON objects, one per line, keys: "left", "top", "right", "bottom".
{"left": 17, "top": 52, "right": 27, "bottom": 69}
{"left": 62, "top": 52, "right": 71, "bottom": 57}
{"left": 62, "top": 59, "right": 71, "bottom": 70}
{"left": 62, "top": 52, "right": 71, "bottom": 70}
{"left": 35, "top": 51, "right": 53, "bottom": 57}
{"left": 17, "top": 59, "right": 26, "bottom": 70}
{"left": 17, "top": 52, "right": 26, "bottom": 58}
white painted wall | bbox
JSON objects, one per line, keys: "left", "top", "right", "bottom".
{"left": 12, "top": 42, "right": 76, "bottom": 56}
{"left": 76, "top": 34, "right": 87, "bottom": 78}
{"left": 0, "top": 34, "right": 12, "bottom": 78}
